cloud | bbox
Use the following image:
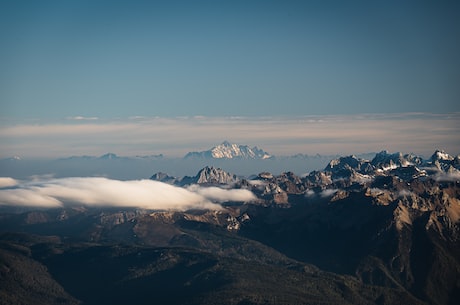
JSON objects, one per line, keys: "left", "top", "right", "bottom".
{"left": 0, "top": 177, "right": 18, "bottom": 188}
{"left": 67, "top": 116, "right": 99, "bottom": 121}
{"left": 434, "top": 172, "right": 460, "bottom": 182}
{"left": 1, "top": 113, "right": 459, "bottom": 158}
{"left": 246, "top": 180, "right": 267, "bottom": 186}
{"left": 0, "top": 189, "right": 62, "bottom": 207}
{"left": 320, "top": 189, "right": 338, "bottom": 197}
{"left": 398, "top": 190, "right": 414, "bottom": 198}
{"left": 0, "top": 177, "right": 256, "bottom": 210}
{"left": 187, "top": 184, "right": 256, "bottom": 203}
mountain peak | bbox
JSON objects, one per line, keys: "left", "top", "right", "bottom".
{"left": 195, "top": 166, "right": 238, "bottom": 185}
{"left": 100, "top": 153, "right": 118, "bottom": 160}
{"left": 150, "top": 172, "right": 177, "bottom": 184}
{"left": 324, "top": 155, "right": 374, "bottom": 179}
{"left": 371, "top": 150, "right": 415, "bottom": 170}
{"left": 184, "top": 142, "right": 272, "bottom": 160}
{"left": 431, "top": 149, "right": 453, "bottom": 162}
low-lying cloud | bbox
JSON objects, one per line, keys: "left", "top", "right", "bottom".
{"left": 0, "top": 177, "right": 18, "bottom": 188}
{"left": 320, "top": 189, "right": 338, "bottom": 198}
{"left": 187, "top": 184, "right": 256, "bottom": 202}
{"left": 305, "top": 188, "right": 339, "bottom": 198}
{"left": 0, "top": 177, "right": 256, "bottom": 210}
{"left": 434, "top": 172, "right": 460, "bottom": 182}
{"left": 398, "top": 190, "right": 415, "bottom": 198}
{"left": 305, "top": 189, "right": 315, "bottom": 197}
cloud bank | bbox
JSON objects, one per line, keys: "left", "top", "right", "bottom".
{"left": 187, "top": 184, "right": 256, "bottom": 202}
{"left": 1, "top": 113, "right": 459, "bottom": 158}
{"left": 0, "top": 177, "right": 255, "bottom": 210}
{"left": 434, "top": 172, "right": 460, "bottom": 182}
{"left": 0, "top": 177, "right": 18, "bottom": 188}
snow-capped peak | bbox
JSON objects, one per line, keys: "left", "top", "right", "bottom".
{"left": 185, "top": 141, "right": 272, "bottom": 160}
{"left": 431, "top": 149, "right": 453, "bottom": 161}
{"left": 211, "top": 141, "right": 244, "bottom": 158}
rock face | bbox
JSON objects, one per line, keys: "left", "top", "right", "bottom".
{"left": 150, "top": 172, "right": 177, "bottom": 184}
{"left": 324, "top": 155, "right": 374, "bottom": 183}
{"left": 390, "top": 165, "right": 427, "bottom": 181}
{"left": 151, "top": 166, "right": 239, "bottom": 186}
{"left": 194, "top": 166, "right": 239, "bottom": 185}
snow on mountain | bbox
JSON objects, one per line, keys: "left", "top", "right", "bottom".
{"left": 390, "top": 165, "right": 427, "bottom": 181}
{"left": 427, "top": 150, "right": 460, "bottom": 175}
{"left": 430, "top": 149, "right": 454, "bottom": 162}
{"left": 184, "top": 141, "right": 272, "bottom": 160}
{"left": 325, "top": 155, "right": 374, "bottom": 175}
{"left": 371, "top": 150, "right": 423, "bottom": 171}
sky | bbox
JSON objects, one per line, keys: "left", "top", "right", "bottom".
{"left": 0, "top": 0, "right": 459, "bottom": 158}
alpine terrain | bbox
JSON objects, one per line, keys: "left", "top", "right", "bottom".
{"left": 0, "top": 149, "right": 459, "bottom": 305}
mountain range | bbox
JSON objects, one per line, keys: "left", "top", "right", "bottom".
{"left": 0, "top": 141, "right": 340, "bottom": 179}
{"left": 1, "top": 149, "right": 459, "bottom": 304}
{"left": 1, "top": 141, "right": 328, "bottom": 162}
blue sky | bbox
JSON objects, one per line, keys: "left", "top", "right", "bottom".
{"left": 0, "top": 1, "right": 459, "bottom": 158}
{"left": 1, "top": 0, "right": 459, "bottom": 118}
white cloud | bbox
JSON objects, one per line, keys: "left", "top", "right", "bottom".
{"left": 0, "top": 188, "right": 62, "bottom": 207}
{"left": 0, "top": 177, "right": 18, "bottom": 188}
{"left": 246, "top": 180, "right": 267, "bottom": 186}
{"left": 320, "top": 189, "right": 338, "bottom": 197}
{"left": 187, "top": 184, "right": 256, "bottom": 203}
{"left": 0, "top": 177, "right": 246, "bottom": 210}
{"left": 67, "top": 116, "right": 99, "bottom": 121}
{"left": 398, "top": 190, "right": 414, "bottom": 198}
{"left": 434, "top": 172, "right": 460, "bottom": 182}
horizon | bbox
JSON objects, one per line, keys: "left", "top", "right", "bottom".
{"left": 2, "top": 139, "right": 457, "bottom": 161}
{"left": 1, "top": 113, "right": 459, "bottom": 160}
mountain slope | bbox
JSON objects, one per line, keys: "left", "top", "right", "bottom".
{"left": 0, "top": 232, "right": 426, "bottom": 305}
{"left": 1, "top": 149, "right": 459, "bottom": 305}
{"left": 0, "top": 234, "right": 79, "bottom": 305}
